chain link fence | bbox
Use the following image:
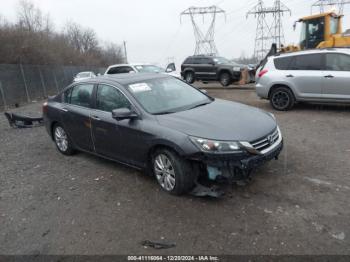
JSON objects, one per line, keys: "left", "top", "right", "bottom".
{"left": 0, "top": 64, "right": 106, "bottom": 110}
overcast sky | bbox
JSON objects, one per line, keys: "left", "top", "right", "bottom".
{"left": 2, "top": 0, "right": 350, "bottom": 67}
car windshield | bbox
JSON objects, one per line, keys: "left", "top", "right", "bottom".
{"left": 77, "top": 72, "right": 91, "bottom": 78}
{"left": 134, "top": 65, "right": 165, "bottom": 73}
{"left": 213, "top": 57, "right": 231, "bottom": 64}
{"left": 127, "top": 77, "right": 212, "bottom": 114}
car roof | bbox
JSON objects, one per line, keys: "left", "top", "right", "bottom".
{"left": 79, "top": 73, "right": 170, "bottom": 86}
{"left": 272, "top": 48, "right": 350, "bottom": 59}
{"left": 77, "top": 71, "right": 94, "bottom": 74}
{"left": 107, "top": 63, "right": 154, "bottom": 68}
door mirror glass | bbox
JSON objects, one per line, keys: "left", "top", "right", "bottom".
{"left": 112, "top": 108, "right": 138, "bottom": 121}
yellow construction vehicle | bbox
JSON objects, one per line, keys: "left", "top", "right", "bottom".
{"left": 281, "top": 12, "right": 350, "bottom": 52}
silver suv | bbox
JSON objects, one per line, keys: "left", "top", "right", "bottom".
{"left": 255, "top": 49, "right": 350, "bottom": 110}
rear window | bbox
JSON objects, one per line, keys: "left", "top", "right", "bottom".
{"left": 274, "top": 57, "right": 294, "bottom": 70}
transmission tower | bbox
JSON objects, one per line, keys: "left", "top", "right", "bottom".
{"left": 312, "top": 0, "right": 350, "bottom": 14}
{"left": 247, "top": 0, "right": 274, "bottom": 61}
{"left": 181, "top": 6, "right": 225, "bottom": 55}
{"left": 247, "top": 0, "right": 291, "bottom": 61}
{"left": 271, "top": 0, "right": 291, "bottom": 49}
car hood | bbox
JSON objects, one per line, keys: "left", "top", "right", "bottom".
{"left": 156, "top": 99, "right": 276, "bottom": 142}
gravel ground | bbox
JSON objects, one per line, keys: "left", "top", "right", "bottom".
{"left": 0, "top": 84, "right": 349, "bottom": 255}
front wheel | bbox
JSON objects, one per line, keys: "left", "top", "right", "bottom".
{"left": 184, "top": 71, "right": 195, "bottom": 84}
{"left": 219, "top": 72, "right": 232, "bottom": 87}
{"left": 152, "top": 149, "right": 195, "bottom": 195}
{"left": 269, "top": 86, "right": 295, "bottom": 111}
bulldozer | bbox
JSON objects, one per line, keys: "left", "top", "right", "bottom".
{"left": 281, "top": 11, "right": 350, "bottom": 52}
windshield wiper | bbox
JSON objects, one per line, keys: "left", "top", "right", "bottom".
{"left": 188, "top": 101, "right": 212, "bottom": 110}
{"left": 154, "top": 111, "right": 177, "bottom": 115}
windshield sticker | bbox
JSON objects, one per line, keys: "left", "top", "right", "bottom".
{"left": 129, "top": 83, "right": 152, "bottom": 93}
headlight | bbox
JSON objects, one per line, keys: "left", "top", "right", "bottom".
{"left": 233, "top": 66, "right": 241, "bottom": 72}
{"left": 190, "top": 136, "right": 242, "bottom": 153}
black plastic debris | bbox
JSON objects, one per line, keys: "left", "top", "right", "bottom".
{"left": 4, "top": 112, "right": 44, "bottom": 128}
{"left": 141, "top": 240, "right": 176, "bottom": 249}
{"left": 190, "top": 183, "right": 224, "bottom": 198}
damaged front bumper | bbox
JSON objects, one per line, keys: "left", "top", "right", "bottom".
{"left": 189, "top": 139, "right": 283, "bottom": 182}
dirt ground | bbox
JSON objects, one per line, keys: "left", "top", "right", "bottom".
{"left": 0, "top": 83, "right": 349, "bottom": 255}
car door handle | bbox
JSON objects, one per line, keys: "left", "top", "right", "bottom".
{"left": 286, "top": 74, "right": 294, "bottom": 78}
{"left": 91, "top": 115, "right": 101, "bottom": 121}
{"left": 60, "top": 108, "right": 69, "bottom": 112}
{"left": 324, "top": 75, "right": 334, "bottom": 78}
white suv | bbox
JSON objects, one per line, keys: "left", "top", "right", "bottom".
{"left": 255, "top": 48, "right": 350, "bottom": 110}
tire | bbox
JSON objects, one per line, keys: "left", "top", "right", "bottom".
{"left": 269, "top": 86, "right": 295, "bottom": 111}
{"left": 184, "top": 71, "right": 195, "bottom": 84}
{"left": 219, "top": 72, "right": 232, "bottom": 87}
{"left": 152, "top": 148, "right": 195, "bottom": 195}
{"left": 53, "top": 123, "right": 75, "bottom": 155}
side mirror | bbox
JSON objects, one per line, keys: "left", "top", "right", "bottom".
{"left": 112, "top": 108, "right": 138, "bottom": 121}
{"left": 166, "top": 62, "right": 176, "bottom": 72}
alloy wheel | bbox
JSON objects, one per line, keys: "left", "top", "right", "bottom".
{"left": 186, "top": 73, "right": 193, "bottom": 83}
{"left": 154, "top": 154, "right": 176, "bottom": 191}
{"left": 220, "top": 73, "right": 231, "bottom": 86}
{"left": 272, "top": 91, "right": 290, "bottom": 110}
{"left": 54, "top": 126, "right": 68, "bottom": 152}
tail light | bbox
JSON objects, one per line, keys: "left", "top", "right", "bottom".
{"left": 42, "top": 102, "right": 48, "bottom": 114}
{"left": 258, "top": 69, "right": 268, "bottom": 78}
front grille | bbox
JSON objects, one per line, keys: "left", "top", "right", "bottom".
{"left": 251, "top": 128, "right": 279, "bottom": 152}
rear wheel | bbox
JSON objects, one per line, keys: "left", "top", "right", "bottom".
{"left": 219, "top": 72, "right": 232, "bottom": 87}
{"left": 53, "top": 124, "right": 75, "bottom": 155}
{"left": 270, "top": 86, "right": 295, "bottom": 111}
{"left": 184, "top": 71, "right": 195, "bottom": 84}
{"left": 152, "top": 148, "right": 195, "bottom": 195}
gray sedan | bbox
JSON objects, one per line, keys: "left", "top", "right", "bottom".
{"left": 43, "top": 74, "right": 283, "bottom": 195}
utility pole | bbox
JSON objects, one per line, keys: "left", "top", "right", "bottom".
{"left": 123, "top": 41, "right": 128, "bottom": 63}
{"left": 312, "top": 0, "right": 350, "bottom": 14}
{"left": 180, "top": 6, "right": 225, "bottom": 56}
{"left": 247, "top": 0, "right": 290, "bottom": 61}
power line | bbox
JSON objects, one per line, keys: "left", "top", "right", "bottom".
{"left": 180, "top": 5, "right": 226, "bottom": 55}
{"left": 312, "top": 0, "right": 350, "bottom": 14}
{"left": 247, "top": 0, "right": 291, "bottom": 61}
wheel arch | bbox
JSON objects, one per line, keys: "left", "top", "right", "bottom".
{"left": 217, "top": 69, "right": 232, "bottom": 79}
{"left": 50, "top": 121, "right": 59, "bottom": 140}
{"left": 146, "top": 141, "right": 187, "bottom": 174}
{"left": 268, "top": 83, "right": 297, "bottom": 100}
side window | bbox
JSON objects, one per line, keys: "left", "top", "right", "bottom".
{"left": 290, "top": 54, "right": 323, "bottom": 70}
{"left": 192, "top": 58, "right": 200, "bottom": 64}
{"left": 96, "top": 84, "right": 131, "bottom": 112}
{"left": 107, "top": 66, "right": 135, "bottom": 74}
{"left": 326, "top": 53, "right": 350, "bottom": 71}
{"left": 70, "top": 84, "right": 94, "bottom": 108}
{"left": 307, "top": 18, "right": 325, "bottom": 48}
{"left": 274, "top": 57, "right": 294, "bottom": 70}
{"left": 184, "top": 58, "right": 193, "bottom": 64}
{"left": 200, "top": 58, "right": 212, "bottom": 64}
{"left": 63, "top": 87, "right": 72, "bottom": 103}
